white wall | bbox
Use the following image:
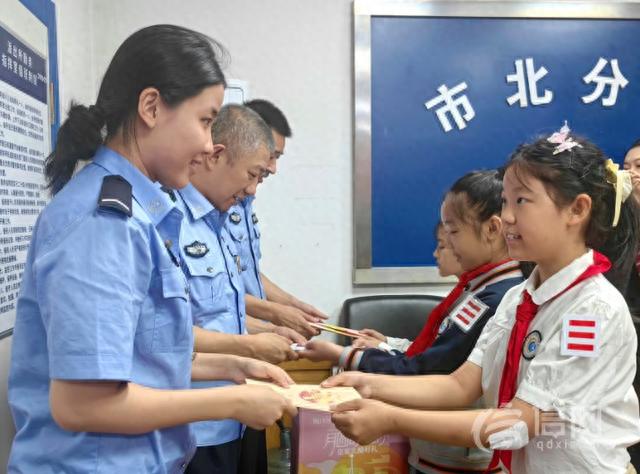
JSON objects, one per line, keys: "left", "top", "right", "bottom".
{"left": 1, "top": 0, "right": 451, "bottom": 467}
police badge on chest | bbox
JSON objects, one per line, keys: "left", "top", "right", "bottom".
{"left": 184, "top": 241, "right": 209, "bottom": 258}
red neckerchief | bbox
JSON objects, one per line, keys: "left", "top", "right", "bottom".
{"left": 406, "top": 260, "right": 513, "bottom": 357}
{"left": 487, "top": 251, "right": 611, "bottom": 473}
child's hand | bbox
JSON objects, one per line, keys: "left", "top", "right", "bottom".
{"left": 321, "top": 371, "right": 375, "bottom": 399}
{"left": 359, "top": 328, "right": 386, "bottom": 342}
{"left": 352, "top": 335, "right": 383, "bottom": 349}
{"left": 299, "top": 340, "right": 343, "bottom": 363}
{"left": 331, "top": 399, "right": 395, "bottom": 445}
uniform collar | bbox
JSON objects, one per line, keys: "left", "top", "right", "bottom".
{"left": 177, "top": 183, "right": 215, "bottom": 221}
{"left": 466, "top": 260, "right": 521, "bottom": 292}
{"left": 92, "top": 146, "right": 178, "bottom": 226}
{"left": 242, "top": 195, "right": 255, "bottom": 208}
{"left": 526, "top": 249, "right": 594, "bottom": 305}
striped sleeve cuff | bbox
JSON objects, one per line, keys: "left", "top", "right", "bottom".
{"left": 339, "top": 346, "right": 364, "bottom": 370}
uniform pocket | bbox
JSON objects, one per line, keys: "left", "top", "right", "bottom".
{"left": 149, "top": 267, "right": 191, "bottom": 352}
{"left": 183, "top": 257, "right": 229, "bottom": 321}
{"left": 251, "top": 224, "right": 262, "bottom": 261}
{"left": 228, "top": 226, "right": 246, "bottom": 244}
{"left": 160, "top": 267, "right": 189, "bottom": 300}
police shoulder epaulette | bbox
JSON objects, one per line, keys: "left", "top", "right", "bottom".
{"left": 98, "top": 175, "right": 132, "bottom": 217}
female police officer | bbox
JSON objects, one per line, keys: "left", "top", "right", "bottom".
{"left": 8, "top": 25, "right": 295, "bottom": 473}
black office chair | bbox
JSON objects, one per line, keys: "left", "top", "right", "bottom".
{"left": 336, "top": 294, "right": 443, "bottom": 346}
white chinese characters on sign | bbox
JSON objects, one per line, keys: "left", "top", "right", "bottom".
{"left": 582, "top": 57, "right": 628, "bottom": 107}
{"left": 424, "top": 82, "right": 475, "bottom": 133}
{"left": 1, "top": 39, "right": 41, "bottom": 87}
{"left": 506, "top": 58, "right": 553, "bottom": 107}
{"left": 424, "top": 56, "right": 629, "bottom": 133}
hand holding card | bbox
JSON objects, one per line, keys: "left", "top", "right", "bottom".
{"left": 246, "top": 379, "right": 361, "bottom": 412}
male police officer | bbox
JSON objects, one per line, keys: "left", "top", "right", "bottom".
{"left": 227, "top": 100, "right": 327, "bottom": 341}
{"left": 178, "top": 104, "right": 296, "bottom": 474}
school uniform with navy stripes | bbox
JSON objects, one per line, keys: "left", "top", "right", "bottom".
{"left": 345, "top": 260, "right": 524, "bottom": 376}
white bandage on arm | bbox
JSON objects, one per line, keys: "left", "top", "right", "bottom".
{"left": 487, "top": 420, "right": 530, "bottom": 450}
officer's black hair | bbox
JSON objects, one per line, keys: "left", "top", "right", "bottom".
{"left": 502, "top": 134, "right": 640, "bottom": 291}
{"left": 244, "top": 99, "right": 292, "bottom": 138}
{"left": 45, "top": 24, "right": 228, "bottom": 194}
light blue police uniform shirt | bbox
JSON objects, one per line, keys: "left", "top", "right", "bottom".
{"left": 8, "top": 146, "right": 196, "bottom": 474}
{"left": 226, "top": 196, "right": 265, "bottom": 299}
{"left": 175, "top": 184, "right": 245, "bottom": 447}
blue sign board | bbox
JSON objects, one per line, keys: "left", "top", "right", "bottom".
{"left": 369, "top": 16, "right": 640, "bottom": 268}
{"left": 0, "top": 24, "right": 47, "bottom": 104}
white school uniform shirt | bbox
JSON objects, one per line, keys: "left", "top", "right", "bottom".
{"left": 468, "top": 250, "right": 640, "bottom": 474}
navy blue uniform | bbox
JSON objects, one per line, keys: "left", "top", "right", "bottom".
{"left": 347, "top": 261, "right": 524, "bottom": 375}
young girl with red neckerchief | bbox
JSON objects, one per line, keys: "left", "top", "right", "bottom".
{"left": 324, "top": 124, "right": 640, "bottom": 474}
{"left": 302, "top": 170, "right": 526, "bottom": 473}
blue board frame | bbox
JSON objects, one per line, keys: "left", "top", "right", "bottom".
{"left": 19, "top": 0, "right": 60, "bottom": 142}
{"left": 353, "top": 0, "right": 640, "bottom": 285}
{"left": 0, "top": 0, "right": 58, "bottom": 340}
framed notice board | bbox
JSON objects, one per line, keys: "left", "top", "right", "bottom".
{"left": 353, "top": 0, "right": 640, "bottom": 285}
{"left": 0, "top": 0, "right": 59, "bottom": 338}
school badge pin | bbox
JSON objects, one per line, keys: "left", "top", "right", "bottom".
{"left": 438, "top": 318, "right": 451, "bottom": 335}
{"left": 184, "top": 241, "right": 209, "bottom": 258}
{"left": 251, "top": 212, "right": 259, "bottom": 225}
{"left": 522, "top": 330, "right": 542, "bottom": 360}
{"left": 230, "top": 212, "right": 241, "bottom": 224}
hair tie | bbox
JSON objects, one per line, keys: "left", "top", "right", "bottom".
{"left": 604, "top": 159, "right": 633, "bottom": 227}
{"left": 547, "top": 120, "right": 583, "bottom": 155}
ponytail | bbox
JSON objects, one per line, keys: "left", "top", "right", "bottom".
{"left": 44, "top": 102, "right": 105, "bottom": 194}
{"left": 599, "top": 194, "right": 640, "bottom": 291}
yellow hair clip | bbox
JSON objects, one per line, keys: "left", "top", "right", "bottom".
{"left": 604, "top": 159, "right": 633, "bottom": 227}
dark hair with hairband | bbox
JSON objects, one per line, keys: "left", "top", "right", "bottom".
{"left": 501, "top": 128, "right": 640, "bottom": 291}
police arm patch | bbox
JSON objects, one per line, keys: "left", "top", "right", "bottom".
{"left": 561, "top": 314, "right": 601, "bottom": 358}
{"left": 450, "top": 295, "right": 489, "bottom": 333}
{"left": 98, "top": 175, "right": 132, "bottom": 217}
